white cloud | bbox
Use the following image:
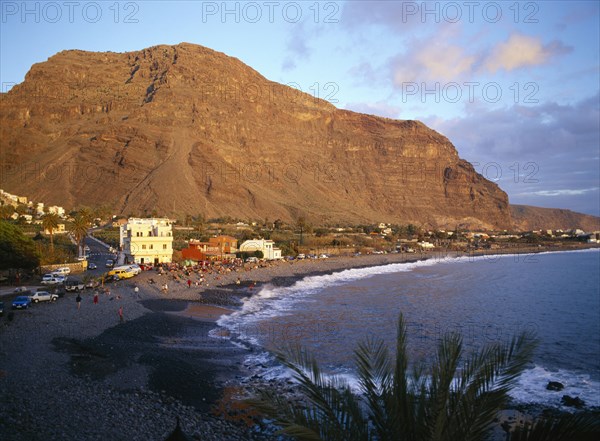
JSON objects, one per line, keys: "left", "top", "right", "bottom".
{"left": 424, "top": 93, "right": 600, "bottom": 215}
{"left": 484, "top": 34, "right": 572, "bottom": 72}
{"left": 517, "top": 188, "right": 599, "bottom": 197}
{"left": 391, "top": 24, "right": 477, "bottom": 84}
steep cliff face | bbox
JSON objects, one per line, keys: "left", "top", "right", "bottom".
{"left": 511, "top": 205, "right": 600, "bottom": 232}
{"left": 0, "top": 43, "right": 511, "bottom": 229}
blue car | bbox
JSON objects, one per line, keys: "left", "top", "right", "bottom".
{"left": 12, "top": 296, "right": 32, "bottom": 310}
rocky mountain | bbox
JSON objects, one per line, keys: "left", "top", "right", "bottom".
{"left": 0, "top": 43, "right": 512, "bottom": 229}
{"left": 511, "top": 205, "right": 599, "bottom": 232}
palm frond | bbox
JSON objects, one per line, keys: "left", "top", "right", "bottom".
{"left": 245, "top": 314, "right": 543, "bottom": 441}
{"left": 447, "top": 331, "right": 538, "bottom": 441}
{"left": 250, "top": 344, "right": 371, "bottom": 441}
{"left": 509, "top": 413, "right": 600, "bottom": 441}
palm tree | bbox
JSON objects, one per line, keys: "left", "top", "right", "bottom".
{"left": 250, "top": 314, "right": 538, "bottom": 441}
{"left": 77, "top": 207, "right": 94, "bottom": 224}
{"left": 42, "top": 212, "right": 60, "bottom": 254}
{"left": 69, "top": 213, "right": 90, "bottom": 258}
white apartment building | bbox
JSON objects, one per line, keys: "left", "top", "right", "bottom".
{"left": 239, "top": 239, "right": 282, "bottom": 260}
{"left": 120, "top": 218, "right": 173, "bottom": 264}
{"left": 47, "top": 205, "right": 65, "bottom": 217}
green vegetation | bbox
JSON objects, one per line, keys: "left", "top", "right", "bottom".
{"left": 250, "top": 314, "right": 540, "bottom": 441}
{"left": 0, "top": 220, "right": 40, "bottom": 270}
{"left": 33, "top": 232, "right": 77, "bottom": 265}
{"left": 236, "top": 250, "right": 264, "bottom": 260}
{"left": 91, "top": 227, "right": 120, "bottom": 248}
{"left": 0, "top": 204, "right": 15, "bottom": 220}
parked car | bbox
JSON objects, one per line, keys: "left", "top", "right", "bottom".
{"left": 30, "top": 291, "right": 59, "bottom": 303}
{"left": 245, "top": 257, "right": 259, "bottom": 263}
{"left": 0, "top": 301, "right": 4, "bottom": 315}
{"left": 12, "top": 296, "right": 32, "bottom": 309}
{"left": 65, "top": 278, "right": 85, "bottom": 292}
{"left": 41, "top": 274, "right": 66, "bottom": 285}
{"left": 297, "top": 254, "right": 306, "bottom": 259}
{"left": 127, "top": 264, "right": 142, "bottom": 275}
{"left": 88, "top": 262, "right": 97, "bottom": 270}
{"left": 51, "top": 267, "right": 71, "bottom": 276}
{"left": 107, "top": 268, "right": 135, "bottom": 280}
{"left": 105, "top": 259, "right": 114, "bottom": 268}
{"left": 14, "top": 286, "right": 29, "bottom": 293}
{"left": 53, "top": 286, "right": 67, "bottom": 298}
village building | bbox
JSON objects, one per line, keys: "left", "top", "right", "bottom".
{"left": 119, "top": 218, "right": 173, "bottom": 265}
{"left": 47, "top": 205, "right": 65, "bottom": 217}
{"left": 181, "top": 236, "right": 238, "bottom": 262}
{"left": 239, "top": 238, "right": 282, "bottom": 260}
{"left": 44, "top": 223, "right": 66, "bottom": 235}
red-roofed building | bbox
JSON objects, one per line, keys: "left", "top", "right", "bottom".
{"left": 181, "top": 236, "right": 238, "bottom": 262}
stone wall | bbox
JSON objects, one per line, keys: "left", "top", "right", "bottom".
{"left": 40, "top": 262, "right": 85, "bottom": 274}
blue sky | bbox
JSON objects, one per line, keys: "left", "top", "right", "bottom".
{"left": 1, "top": 1, "right": 599, "bottom": 216}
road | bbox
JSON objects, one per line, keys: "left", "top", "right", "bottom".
{"left": 83, "top": 235, "right": 118, "bottom": 276}
{"left": 0, "top": 234, "right": 117, "bottom": 301}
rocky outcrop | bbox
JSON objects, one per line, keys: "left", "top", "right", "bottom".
{"left": 511, "top": 205, "right": 599, "bottom": 232}
{"left": 546, "top": 381, "right": 565, "bottom": 391}
{"left": 0, "top": 43, "right": 511, "bottom": 229}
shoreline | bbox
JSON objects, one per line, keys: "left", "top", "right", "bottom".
{"left": 0, "top": 243, "right": 598, "bottom": 440}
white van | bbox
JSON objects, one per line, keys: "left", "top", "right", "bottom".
{"left": 51, "top": 267, "right": 71, "bottom": 276}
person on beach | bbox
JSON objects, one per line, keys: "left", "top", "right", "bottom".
{"left": 93, "top": 292, "right": 99, "bottom": 305}
{"left": 118, "top": 306, "right": 124, "bottom": 323}
{"left": 187, "top": 279, "right": 192, "bottom": 288}
{"left": 76, "top": 293, "right": 82, "bottom": 310}
{"left": 134, "top": 285, "right": 139, "bottom": 298}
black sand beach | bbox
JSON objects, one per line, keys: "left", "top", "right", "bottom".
{"left": 1, "top": 244, "right": 597, "bottom": 440}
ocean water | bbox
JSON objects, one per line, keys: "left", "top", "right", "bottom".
{"left": 216, "top": 249, "right": 600, "bottom": 408}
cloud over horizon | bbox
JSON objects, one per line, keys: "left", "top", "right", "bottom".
{"left": 425, "top": 93, "right": 600, "bottom": 215}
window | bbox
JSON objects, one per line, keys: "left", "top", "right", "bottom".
{"left": 150, "top": 244, "right": 153, "bottom": 249}
{"left": 142, "top": 245, "right": 146, "bottom": 250}
{"left": 163, "top": 244, "right": 167, "bottom": 250}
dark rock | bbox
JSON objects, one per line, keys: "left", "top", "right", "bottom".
{"left": 561, "top": 395, "right": 585, "bottom": 408}
{"left": 546, "top": 381, "right": 565, "bottom": 391}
